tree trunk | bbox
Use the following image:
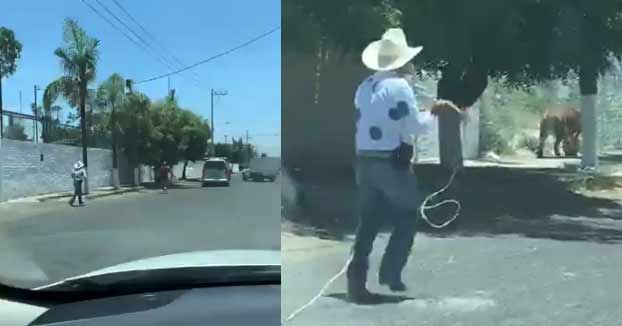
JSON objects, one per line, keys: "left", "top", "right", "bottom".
{"left": 111, "top": 106, "right": 118, "bottom": 169}
{"left": 79, "top": 80, "right": 89, "bottom": 194}
{"left": 437, "top": 108, "right": 464, "bottom": 170}
{"left": 436, "top": 61, "right": 488, "bottom": 170}
{"left": 182, "top": 160, "right": 188, "bottom": 180}
{"left": 579, "top": 67, "right": 598, "bottom": 169}
{"left": 111, "top": 104, "right": 119, "bottom": 189}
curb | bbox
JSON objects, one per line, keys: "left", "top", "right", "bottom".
{"left": 38, "top": 187, "right": 144, "bottom": 202}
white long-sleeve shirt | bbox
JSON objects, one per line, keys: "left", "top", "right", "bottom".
{"left": 354, "top": 71, "right": 434, "bottom": 152}
{"left": 72, "top": 168, "right": 87, "bottom": 182}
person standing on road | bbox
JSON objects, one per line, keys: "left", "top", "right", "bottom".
{"left": 158, "top": 161, "right": 175, "bottom": 193}
{"left": 69, "top": 161, "right": 87, "bottom": 207}
{"left": 347, "top": 28, "right": 436, "bottom": 303}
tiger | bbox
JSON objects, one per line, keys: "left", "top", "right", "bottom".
{"left": 537, "top": 107, "right": 581, "bottom": 158}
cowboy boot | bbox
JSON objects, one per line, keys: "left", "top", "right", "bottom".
{"left": 379, "top": 261, "right": 408, "bottom": 292}
{"left": 346, "top": 260, "right": 376, "bottom": 303}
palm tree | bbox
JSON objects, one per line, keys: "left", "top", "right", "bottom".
{"left": 98, "top": 73, "right": 125, "bottom": 188}
{"left": 44, "top": 19, "right": 99, "bottom": 192}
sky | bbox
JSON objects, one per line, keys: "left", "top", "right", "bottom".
{"left": 0, "top": 0, "right": 281, "bottom": 157}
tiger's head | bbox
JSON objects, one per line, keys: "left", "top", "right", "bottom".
{"left": 563, "top": 135, "right": 580, "bottom": 157}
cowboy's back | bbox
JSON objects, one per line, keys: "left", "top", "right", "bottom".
{"left": 72, "top": 168, "right": 87, "bottom": 182}
{"left": 354, "top": 71, "right": 433, "bottom": 153}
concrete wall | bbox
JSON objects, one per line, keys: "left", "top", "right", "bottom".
{"left": 461, "top": 105, "right": 480, "bottom": 159}
{"left": 0, "top": 139, "right": 119, "bottom": 201}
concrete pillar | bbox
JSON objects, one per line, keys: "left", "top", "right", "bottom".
{"left": 111, "top": 168, "right": 120, "bottom": 189}
{"left": 580, "top": 94, "right": 598, "bottom": 168}
{"left": 461, "top": 105, "right": 480, "bottom": 159}
{"left": 133, "top": 167, "right": 140, "bottom": 186}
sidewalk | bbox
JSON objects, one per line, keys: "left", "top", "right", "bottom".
{"left": 4, "top": 185, "right": 144, "bottom": 204}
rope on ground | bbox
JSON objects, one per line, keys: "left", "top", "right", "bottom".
{"left": 282, "top": 255, "right": 353, "bottom": 323}
{"left": 282, "top": 165, "right": 461, "bottom": 324}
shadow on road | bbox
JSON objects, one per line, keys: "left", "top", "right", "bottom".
{"left": 283, "top": 164, "right": 622, "bottom": 244}
{"left": 325, "top": 292, "right": 414, "bottom": 305}
{"left": 140, "top": 181, "right": 201, "bottom": 190}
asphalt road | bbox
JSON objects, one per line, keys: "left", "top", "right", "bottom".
{"left": 282, "top": 228, "right": 622, "bottom": 326}
{"left": 0, "top": 175, "right": 280, "bottom": 289}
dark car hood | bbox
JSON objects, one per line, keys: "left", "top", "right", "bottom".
{"left": 35, "top": 250, "right": 280, "bottom": 291}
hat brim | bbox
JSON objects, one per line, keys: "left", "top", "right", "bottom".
{"left": 362, "top": 41, "right": 423, "bottom": 71}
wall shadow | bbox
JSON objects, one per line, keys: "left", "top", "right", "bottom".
{"left": 282, "top": 164, "right": 622, "bottom": 243}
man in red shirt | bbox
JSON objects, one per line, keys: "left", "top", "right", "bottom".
{"left": 158, "top": 161, "right": 175, "bottom": 193}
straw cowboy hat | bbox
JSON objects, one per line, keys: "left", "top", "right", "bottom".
{"left": 362, "top": 28, "right": 423, "bottom": 71}
{"left": 74, "top": 161, "right": 85, "bottom": 170}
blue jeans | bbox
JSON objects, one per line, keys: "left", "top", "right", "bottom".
{"left": 347, "top": 157, "right": 421, "bottom": 285}
{"left": 70, "top": 180, "right": 84, "bottom": 205}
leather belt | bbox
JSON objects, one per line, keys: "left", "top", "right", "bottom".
{"left": 356, "top": 150, "right": 393, "bottom": 159}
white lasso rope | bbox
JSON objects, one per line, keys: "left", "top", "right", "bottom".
{"left": 282, "top": 166, "right": 460, "bottom": 323}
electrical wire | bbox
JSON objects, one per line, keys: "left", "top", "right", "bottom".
{"left": 136, "top": 25, "right": 280, "bottom": 84}
{"left": 110, "top": 0, "right": 202, "bottom": 82}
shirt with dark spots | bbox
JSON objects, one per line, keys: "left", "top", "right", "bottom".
{"left": 354, "top": 71, "right": 434, "bottom": 152}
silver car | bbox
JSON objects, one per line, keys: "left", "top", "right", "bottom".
{"left": 202, "top": 159, "right": 231, "bottom": 186}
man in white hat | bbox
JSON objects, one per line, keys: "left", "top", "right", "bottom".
{"left": 347, "top": 28, "right": 436, "bottom": 302}
{"left": 69, "top": 160, "right": 87, "bottom": 207}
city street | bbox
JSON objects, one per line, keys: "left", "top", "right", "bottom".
{"left": 282, "top": 227, "right": 622, "bottom": 326}
{"left": 281, "top": 160, "right": 622, "bottom": 326}
{"left": 0, "top": 174, "right": 280, "bottom": 289}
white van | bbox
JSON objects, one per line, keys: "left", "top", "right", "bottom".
{"left": 202, "top": 158, "right": 231, "bottom": 187}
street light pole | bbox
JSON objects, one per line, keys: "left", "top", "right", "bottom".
{"left": 210, "top": 88, "right": 227, "bottom": 156}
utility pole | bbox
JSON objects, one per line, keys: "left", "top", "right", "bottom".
{"left": 34, "top": 85, "right": 40, "bottom": 143}
{"left": 210, "top": 88, "right": 227, "bottom": 157}
{"left": 245, "top": 129, "right": 252, "bottom": 163}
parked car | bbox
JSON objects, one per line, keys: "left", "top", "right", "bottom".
{"left": 202, "top": 158, "right": 231, "bottom": 186}
{"left": 243, "top": 157, "right": 280, "bottom": 182}
{"left": 242, "top": 168, "right": 250, "bottom": 181}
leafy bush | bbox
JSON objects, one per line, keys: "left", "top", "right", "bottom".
{"left": 517, "top": 134, "right": 540, "bottom": 154}
{"left": 479, "top": 121, "right": 512, "bottom": 155}
{"left": 5, "top": 124, "right": 28, "bottom": 141}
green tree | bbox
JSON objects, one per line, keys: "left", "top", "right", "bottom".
{"left": 214, "top": 143, "right": 233, "bottom": 160}
{"left": 98, "top": 73, "right": 126, "bottom": 173}
{"left": 44, "top": 19, "right": 99, "bottom": 171}
{"left": 0, "top": 27, "right": 23, "bottom": 137}
{"left": 284, "top": 0, "right": 622, "bottom": 169}
{"left": 179, "top": 110, "right": 210, "bottom": 179}
{"left": 117, "top": 91, "right": 152, "bottom": 167}
{"left": 149, "top": 99, "right": 184, "bottom": 165}
{"left": 5, "top": 123, "right": 28, "bottom": 141}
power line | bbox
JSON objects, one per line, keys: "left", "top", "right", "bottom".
{"left": 81, "top": 0, "right": 199, "bottom": 89}
{"left": 136, "top": 25, "right": 280, "bottom": 84}
{"left": 80, "top": 0, "right": 147, "bottom": 52}
{"left": 95, "top": 0, "right": 198, "bottom": 85}
{"left": 92, "top": 0, "right": 198, "bottom": 85}
{"left": 110, "top": 0, "right": 202, "bottom": 82}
